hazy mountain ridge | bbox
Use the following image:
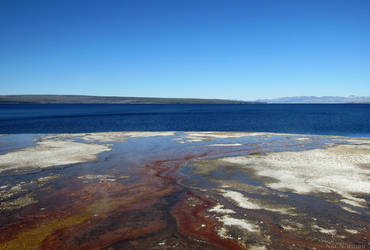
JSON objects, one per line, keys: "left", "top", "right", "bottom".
{"left": 0, "top": 95, "right": 254, "bottom": 104}
{"left": 257, "top": 96, "right": 370, "bottom": 103}
{"left": 2, "top": 95, "right": 370, "bottom": 104}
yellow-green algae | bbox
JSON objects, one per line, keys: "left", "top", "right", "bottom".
{"left": 0, "top": 183, "right": 174, "bottom": 250}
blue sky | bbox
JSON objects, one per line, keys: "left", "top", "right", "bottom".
{"left": 1, "top": 0, "right": 369, "bottom": 100}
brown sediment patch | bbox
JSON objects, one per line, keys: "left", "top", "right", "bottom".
{"left": 327, "top": 144, "right": 370, "bottom": 154}
{"left": 190, "top": 158, "right": 275, "bottom": 185}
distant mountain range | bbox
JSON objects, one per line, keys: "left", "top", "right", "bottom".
{"left": 0, "top": 95, "right": 255, "bottom": 104}
{"left": 1, "top": 95, "right": 369, "bottom": 104}
{"left": 256, "top": 96, "right": 370, "bottom": 104}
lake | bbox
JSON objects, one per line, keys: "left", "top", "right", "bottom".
{"left": 0, "top": 104, "right": 369, "bottom": 137}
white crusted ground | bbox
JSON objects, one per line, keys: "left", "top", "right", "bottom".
{"left": 219, "top": 189, "right": 293, "bottom": 214}
{"left": 209, "top": 204, "right": 235, "bottom": 214}
{"left": 77, "top": 174, "right": 116, "bottom": 182}
{"left": 218, "top": 215, "right": 260, "bottom": 232}
{"left": 0, "top": 140, "right": 111, "bottom": 173}
{"left": 312, "top": 225, "right": 336, "bottom": 234}
{"left": 182, "top": 132, "right": 268, "bottom": 143}
{"left": 122, "top": 131, "right": 176, "bottom": 138}
{"left": 44, "top": 131, "right": 176, "bottom": 142}
{"left": 220, "top": 144, "right": 370, "bottom": 207}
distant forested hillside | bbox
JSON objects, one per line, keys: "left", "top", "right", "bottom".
{"left": 0, "top": 95, "right": 253, "bottom": 104}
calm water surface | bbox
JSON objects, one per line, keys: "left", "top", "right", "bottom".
{"left": 0, "top": 104, "right": 369, "bottom": 137}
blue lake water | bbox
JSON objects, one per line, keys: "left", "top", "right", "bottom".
{"left": 0, "top": 104, "right": 369, "bottom": 137}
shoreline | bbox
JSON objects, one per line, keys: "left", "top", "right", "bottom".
{"left": 0, "top": 132, "right": 369, "bottom": 249}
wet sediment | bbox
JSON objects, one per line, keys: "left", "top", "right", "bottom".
{"left": 0, "top": 132, "right": 369, "bottom": 249}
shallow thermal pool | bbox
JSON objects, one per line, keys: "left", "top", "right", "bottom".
{"left": 0, "top": 132, "right": 369, "bottom": 249}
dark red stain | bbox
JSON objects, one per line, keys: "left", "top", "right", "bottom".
{"left": 0, "top": 150, "right": 232, "bottom": 249}
{"left": 1, "top": 145, "right": 368, "bottom": 249}
{"left": 172, "top": 191, "right": 244, "bottom": 250}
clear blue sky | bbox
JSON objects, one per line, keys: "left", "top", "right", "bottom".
{"left": 1, "top": 0, "right": 369, "bottom": 100}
